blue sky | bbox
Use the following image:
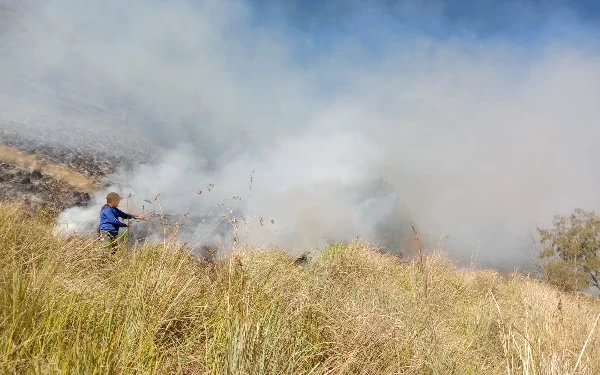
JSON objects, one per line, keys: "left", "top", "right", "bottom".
{"left": 245, "top": 0, "right": 600, "bottom": 49}
{"left": 237, "top": 0, "right": 600, "bottom": 99}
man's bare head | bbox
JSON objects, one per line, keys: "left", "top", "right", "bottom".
{"left": 106, "top": 192, "right": 122, "bottom": 207}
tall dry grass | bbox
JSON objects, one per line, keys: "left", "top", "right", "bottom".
{"left": 1, "top": 202, "right": 599, "bottom": 374}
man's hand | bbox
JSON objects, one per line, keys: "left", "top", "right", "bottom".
{"left": 137, "top": 215, "right": 146, "bottom": 221}
{"left": 125, "top": 221, "right": 131, "bottom": 227}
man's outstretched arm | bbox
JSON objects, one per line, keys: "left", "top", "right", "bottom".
{"left": 115, "top": 207, "right": 145, "bottom": 220}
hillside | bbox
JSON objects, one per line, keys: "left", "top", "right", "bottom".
{"left": 1, "top": 203, "right": 599, "bottom": 374}
{"left": 0, "top": 103, "right": 160, "bottom": 214}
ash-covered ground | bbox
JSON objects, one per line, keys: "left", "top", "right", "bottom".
{"left": 0, "top": 106, "right": 162, "bottom": 216}
{"left": 0, "top": 159, "right": 90, "bottom": 214}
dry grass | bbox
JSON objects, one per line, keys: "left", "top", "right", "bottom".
{"left": 1, "top": 202, "right": 599, "bottom": 374}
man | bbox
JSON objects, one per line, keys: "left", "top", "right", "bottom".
{"left": 98, "top": 192, "right": 146, "bottom": 250}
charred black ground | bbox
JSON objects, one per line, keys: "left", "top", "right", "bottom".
{"left": 0, "top": 127, "right": 157, "bottom": 215}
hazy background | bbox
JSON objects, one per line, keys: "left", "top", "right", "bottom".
{"left": 2, "top": 0, "right": 600, "bottom": 269}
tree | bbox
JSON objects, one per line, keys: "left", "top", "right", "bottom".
{"left": 537, "top": 208, "right": 600, "bottom": 292}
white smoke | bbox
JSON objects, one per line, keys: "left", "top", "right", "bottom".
{"left": 3, "top": 0, "right": 600, "bottom": 269}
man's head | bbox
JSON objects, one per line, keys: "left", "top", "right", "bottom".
{"left": 106, "top": 192, "right": 122, "bottom": 207}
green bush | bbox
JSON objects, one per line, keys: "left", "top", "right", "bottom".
{"left": 538, "top": 208, "right": 600, "bottom": 292}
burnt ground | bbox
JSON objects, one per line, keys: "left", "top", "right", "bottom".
{"left": 0, "top": 126, "right": 160, "bottom": 215}
{"left": 0, "top": 130, "right": 106, "bottom": 215}
{"left": 0, "top": 129, "right": 117, "bottom": 179}
{"left": 0, "top": 161, "right": 90, "bottom": 214}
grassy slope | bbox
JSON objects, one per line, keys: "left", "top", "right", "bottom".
{"left": 1, "top": 203, "right": 599, "bottom": 374}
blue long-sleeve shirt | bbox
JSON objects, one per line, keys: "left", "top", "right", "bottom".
{"left": 99, "top": 205, "right": 137, "bottom": 234}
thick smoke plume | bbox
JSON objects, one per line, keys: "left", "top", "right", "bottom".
{"left": 2, "top": 0, "right": 600, "bottom": 269}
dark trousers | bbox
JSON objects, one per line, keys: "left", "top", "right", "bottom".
{"left": 100, "top": 230, "right": 119, "bottom": 253}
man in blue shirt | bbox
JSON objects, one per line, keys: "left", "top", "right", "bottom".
{"left": 98, "top": 192, "right": 146, "bottom": 250}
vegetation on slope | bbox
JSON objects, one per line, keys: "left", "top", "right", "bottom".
{"left": 538, "top": 208, "right": 600, "bottom": 293}
{"left": 1, "top": 203, "right": 599, "bottom": 374}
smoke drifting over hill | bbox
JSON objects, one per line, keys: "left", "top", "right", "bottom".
{"left": 2, "top": 0, "right": 600, "bottom": 268}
